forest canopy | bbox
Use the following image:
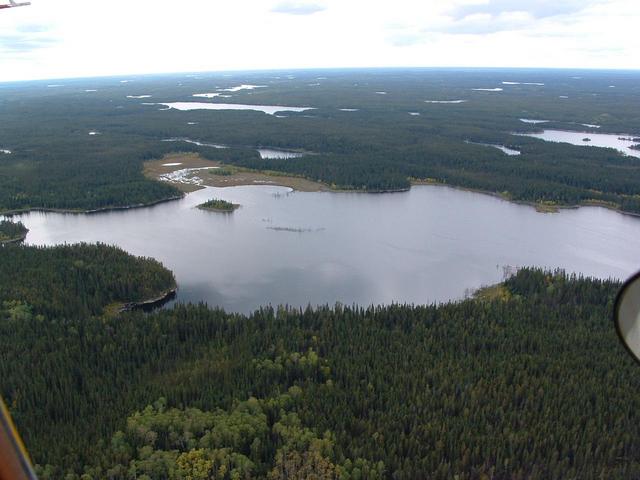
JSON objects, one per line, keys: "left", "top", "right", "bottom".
{"left": 0, "top": 243, "right": 176, "bottom": 318}
{"left": 1, "top": 243, "right": 639, "bottom": 479}
{"left": 197, "top": 198, "right": 239, "bottom": 212}
{"left": 2, "top": 69, "right": 640, "bottom": 213}
{"left": 0, "top": 219, "right": 28, "bottom": 243}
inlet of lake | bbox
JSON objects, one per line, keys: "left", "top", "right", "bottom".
{"left": 9, "top": 185, "right": 640, "bottom": 314}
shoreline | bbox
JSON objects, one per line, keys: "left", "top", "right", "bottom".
{"left": 197, "top": 204, "right": 240, "bottom": 213}
{"left": 0, "top": 194, "right": 185, "bottom": 217}
{"left": 409, "top": 179, "right": 640, "bottom": 219}
{"left": 148, "top": 154, "right": 640, "bottom": 217}
{"left": 3, "top": 179, "right": 638, "bottom": 220}
{"left": 118, "top": 287, "right": 178, "bottom": 313}
{"left": 144, "top": 152, "right": 332, "bottom": 193}
{"left": 0, "top": 232, "right": 28, "bottom": 245}
{"left": 4, "top": 152, "right": 640, "bottom": 219}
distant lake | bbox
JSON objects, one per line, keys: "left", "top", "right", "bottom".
{"left": 9, "top": 185, "right": 640, "bottom": 313}
{"left": 258, "top": 149, "right": 305, "bottom": 159}
{"left": 518, "top": 130, "right": 640, "bottom": 158}
{"left": 153, "top": 103, "right": 314, "bottom": 115}
{"left": 162, "top": 138, "right": 306, "bottom": 159}
{"left": 467, "top": 141, "right": 520, "bottom": 156}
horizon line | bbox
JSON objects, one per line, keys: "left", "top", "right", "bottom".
{"left": 3, "top": 65, "right": 640, "bottom": 85}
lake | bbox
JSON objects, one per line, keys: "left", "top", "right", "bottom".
{"left": 518, "top": 129, "right": 640, "bottom": 158}
{"left": 258, "top": 149, "right": 305, "bottom": 159}
{"left": 162, "top": 138, "right": 305, "bottom": 159}
{"left": 466, "top": 141, "right": 520, "bottom": 156}
{"left": 9, "top": 185, "right": 640, "bottom": 314}
{"left": 154, "top": 103, "right": 314, "bottom": 115}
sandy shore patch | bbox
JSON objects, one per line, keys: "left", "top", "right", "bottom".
{"left": 144, "top": 153, "right": 328, "bottom": 193}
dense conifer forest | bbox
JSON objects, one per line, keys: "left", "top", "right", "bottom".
{"left": 0, "top": 219, "right": 28, "bottom": 243}
{"left": 0, "top": 243, "right": 176, "bottom": 318}
{"left": 197, "top": 198, "right": 239, "bottom": 212}
{"left": 2, "top": 69, "right": 640, "bottom": 213}
{"left": 3, "top": 69, "right": 640, "bottom": 479}
{"left": 2, "top": 244, "right": 639, "bottom": 478}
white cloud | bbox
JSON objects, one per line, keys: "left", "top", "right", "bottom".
{"left": 450, "top": 0, "right": 604, "bottom": 20}
{"left": 434, "top": 11, "right": 535, "bottom": 35}
{"left": 271, "top": 1, "right": 326, "bottom": 15}
{"left": 0, "top": 0, "right": 638, "bottom": 82}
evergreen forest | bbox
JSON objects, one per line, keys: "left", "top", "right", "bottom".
{"left": 0, "top": 219, "right": 28, "bottom": 243}
{"left": 2, "top": 69, "right": 640, "bottom": 213}
{"left": 1, "top": 244, "right": 638, "bottom": 479}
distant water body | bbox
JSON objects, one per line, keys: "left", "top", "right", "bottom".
{"left": 10, "top": 185, "right": 640, "bottom": 314}
{"left": 517, "top": 130, "right": 640, "bottom": 158}
{"left": 154, "top": 103, "right": 313, "bottom": 115}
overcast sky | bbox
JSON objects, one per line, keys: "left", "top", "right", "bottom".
{"left": 0, "top": 0, "right": 639, "bottom": 82}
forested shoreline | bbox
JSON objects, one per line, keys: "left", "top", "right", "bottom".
{"left": 2, "top": 69, "right": 640, "bottom": 214}
{"left": 2, "top": 243, "right": 640, "bottom": 478}
{"left": 0, "top": 219, "right": 28, "bottom": 244}
{"left": 3, "top": 69, "right": 640, "bottom": 478}
{"left": 0, "top": 243, "right": 176, "bottom": 318}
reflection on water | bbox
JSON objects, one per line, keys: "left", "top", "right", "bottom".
{"left": 10, "top": 185, "right": 640, "bottom": 314}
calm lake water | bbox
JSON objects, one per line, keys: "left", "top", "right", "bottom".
{"left": 10, "top": 185, "right": 640, "bottom": 313}
{"left": 154, "top": 103, "right": 314, "bottom": 115}
{"left": 519, "top": 130, "right": 640, "bottom": 158}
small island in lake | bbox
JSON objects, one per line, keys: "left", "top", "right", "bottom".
{"left": 0, "top": 220, "right": 29, "bottom": 244}
{"left": 197, "top": 198, "right": 240, "bottom": 212}
{"left": 582, "top": 137, "right": 591, "bottom": 142}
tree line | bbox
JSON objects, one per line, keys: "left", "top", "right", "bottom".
{"left": 1, "top": 244, "right": 639, "bottom": 478}
{"left": 0, "top": 219, "right": 28, "bottom": 243}
{"left": 0, "top": 243, "right": 176, "bottom": 318}
{"left": 3, "top": 70, "right": 640, "bottom": 213}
